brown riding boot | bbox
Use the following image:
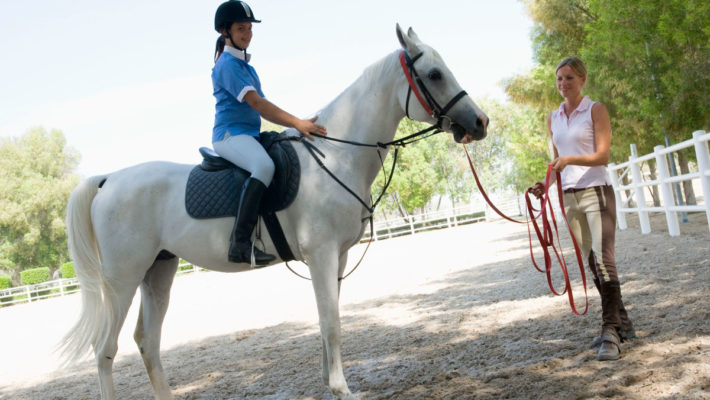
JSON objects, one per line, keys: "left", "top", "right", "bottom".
{"left": 597, "top": 282, "right": 622, "bottom": 361}
{"left": 590, "top": 275, "right": 635, "bottom": 348}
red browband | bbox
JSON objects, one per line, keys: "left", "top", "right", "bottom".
{"left": 398, "top": 51, "right": 434, "bottom": 116}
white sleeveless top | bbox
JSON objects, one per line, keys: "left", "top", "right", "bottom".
{"left": 551, "top": 96, "right": 610, "bottom": 190}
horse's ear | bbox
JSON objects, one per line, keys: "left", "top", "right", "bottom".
{"left": 407, "top": 27, "right": 422, "bottom": 45}
{"left": 396, "top": 23, "right": 419, "bottom": 54}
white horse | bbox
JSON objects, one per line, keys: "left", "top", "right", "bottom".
{"left": 61, "top": 25, "right": 488, "bottom": 400}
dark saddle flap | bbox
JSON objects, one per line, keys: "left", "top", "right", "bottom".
{"left": 198, "top": 147, "right": 233, "bottom": 171}
{"left": 185, "top": 131, "right": 300, "bottom": 219}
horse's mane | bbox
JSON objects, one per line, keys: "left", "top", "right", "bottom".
{"left": 360, "top": 50, "right": 400, "bottom": 87}
{"left": 317, "top": 51, "right": 400, "bottom": 119}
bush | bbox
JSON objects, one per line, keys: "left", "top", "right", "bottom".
{"left": 59, "top": 261, "right": 79, "bottom": 292}
{"left": 0, "top": 276, "right": 11, "bottom": 305}
{"left": 21, "top": 267, "right": 51, "bottom": 285}
{"left": 178, "top": 260, "right": 195, "bottom": 272}
{"left": 21, "top": 267, "right": 51, "bottom": 298}
{"left": 61, "top": 262, "right": 76, "bottom": 279}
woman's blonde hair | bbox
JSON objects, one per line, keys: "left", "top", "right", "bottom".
{"left": 556, "top": 57, "right": 587, "bottom": 78}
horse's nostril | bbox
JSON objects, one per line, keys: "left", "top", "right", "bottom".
{"left": 476, "top": 116, "right": 489, "bottom": 130}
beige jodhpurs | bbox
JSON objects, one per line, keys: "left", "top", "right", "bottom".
{"left": 563, "top": 185, "right": 618, "bottom": 284}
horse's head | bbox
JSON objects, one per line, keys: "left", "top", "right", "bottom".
{"left": 396, "top": 24, "right": 488, "bottom": 144}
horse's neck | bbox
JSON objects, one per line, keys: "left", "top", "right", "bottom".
{"left": 315, "top": 52, "right": 405, "bottom": 184}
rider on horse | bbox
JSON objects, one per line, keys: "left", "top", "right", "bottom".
{"left": 211, "top": 0, "right": 327, "bottom": 265}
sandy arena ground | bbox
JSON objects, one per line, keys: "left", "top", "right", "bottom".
{"left": 0, "top": 213, "right": 708, "bottom": 399}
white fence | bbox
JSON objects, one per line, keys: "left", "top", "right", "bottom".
{"left": 0, "top": 262, "right": 202, "bottom": 308}
{"left": 607, "top": 130, "right": 710, "bottom": 236}
{"left": 0, "top": 278, "right": 81, "bottom": 307}
{"left": 361, "top": 196, "right": 524, "bottom": 241}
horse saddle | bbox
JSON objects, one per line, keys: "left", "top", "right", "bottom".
{"left": 185, "top": 131, "right": 300, "bottom": 218}
{"left": 184, "top": 131, "right": 300, "bottom": 260}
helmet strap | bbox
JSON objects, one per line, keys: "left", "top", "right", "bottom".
{"left": 224, "top": 32, "right": 248, "bottom": 58}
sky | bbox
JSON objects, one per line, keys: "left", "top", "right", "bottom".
{"left": 0, "top": 0, "right": 534, "bottom": 177}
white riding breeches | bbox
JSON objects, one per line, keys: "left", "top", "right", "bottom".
{"left": 213, "top": 132, "right": 275, "bottom": 187}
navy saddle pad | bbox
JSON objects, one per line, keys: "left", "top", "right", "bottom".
{"left": 185, "top": 131, "right": 300, "bottom": 219}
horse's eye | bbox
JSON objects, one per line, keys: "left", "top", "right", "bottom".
{"left": 428, "top": 69, "right": 442, "bottom": 81}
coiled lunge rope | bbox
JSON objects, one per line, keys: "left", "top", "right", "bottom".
{"left": 463, "top": 146, "right": 588, "bottom": 315}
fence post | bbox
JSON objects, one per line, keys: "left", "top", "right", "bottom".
{"left": 693, "top": 130, "right": 710, "bottom": 233}
{"left": 629, "top": 146, "right": 651, "bottom": 234}
{"left": 607, "top": 163, "right": 627, "bottom": 230}
{"left": 654, "top": 145, "right": 680, "bottom": 236}
{"left": 26, "top": 286, "right": 32, "bottom": 303}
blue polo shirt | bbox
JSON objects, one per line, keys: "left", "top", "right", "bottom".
{"left": 212, "top": 47, "right": 264, "bottom": 142}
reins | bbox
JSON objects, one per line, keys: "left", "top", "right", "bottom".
{"left": 283, "top": 49, "right": 468, "bottom": 282}
{"left": 285, "top": 126, "right": 444, "bottom": 282}
{"left": 463, "top": 147, "right": 588, "bottom": 315}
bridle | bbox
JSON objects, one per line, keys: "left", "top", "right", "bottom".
{"left": 303, "top": 49, "right": 471, "bottom": 216}
{"left": 398, "top": 50, "right": 469, "bottom": 128}
{"left": 284, "top": 49, "right": 471, "bottom": 281}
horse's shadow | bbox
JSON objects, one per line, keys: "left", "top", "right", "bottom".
{"left": 3, "top": 229, "right": 708, "bottom": 400}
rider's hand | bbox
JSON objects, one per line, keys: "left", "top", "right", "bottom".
{"left": 295, "top": 116, "right": 327, "bottom": 141}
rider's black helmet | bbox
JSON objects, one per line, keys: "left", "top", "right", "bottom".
{"left": 215, "top": 1, "right": 261, "bottom": 32}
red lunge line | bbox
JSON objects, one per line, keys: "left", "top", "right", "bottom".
{"left": 463, "top": 146, "right": 588, "bottom": 315}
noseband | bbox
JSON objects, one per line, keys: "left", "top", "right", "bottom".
{"left": 398, "top": 50, "right": 468, "bottom": 127}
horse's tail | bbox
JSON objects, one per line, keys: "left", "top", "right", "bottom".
{"left": 58, "top": 174, "right": 114, "bottom": 365}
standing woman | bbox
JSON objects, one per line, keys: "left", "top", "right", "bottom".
{"left": 211, "top": 1, "right": 327, "bottom": 265}
{"left": 540, "top": 57, "right": 635, "bottom": 361}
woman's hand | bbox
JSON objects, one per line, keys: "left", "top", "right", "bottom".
{"left": 551, "top": 156, "right": 571, "bottom": 172}
{"left": 294, "top": 116, "right": 328, "bottom": 141}
{"left": 528, "top": 182, "right": 545, "bottom": 200}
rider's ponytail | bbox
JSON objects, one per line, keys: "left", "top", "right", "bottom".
{"left": 214, "top": 35, "right": 226, "bottom": 63}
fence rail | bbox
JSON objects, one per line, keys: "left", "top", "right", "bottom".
{"left": 361, "top": 197, "right": 524, "bottom": 242}
{"left": 607, "top": 130, "right": 710, "bottom": 236}
{"left": 0, "top": 278, "right": 81, "bottom": 307}
{"left": 0, "top": 263, "right": 203, "bottom": 308}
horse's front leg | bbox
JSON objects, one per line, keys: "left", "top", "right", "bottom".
{"left": 309, "top": 249, "right": 357, "bottom": 400}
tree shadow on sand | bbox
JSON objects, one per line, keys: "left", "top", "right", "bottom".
{"left": 4, "top": 229, "right": 708, "bottom": 400}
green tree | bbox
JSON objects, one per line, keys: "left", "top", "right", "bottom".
{"left": 505, "top": 0, "right": 592, "bottom": 114}
{"left": 582, "top": 0, "right": 710, "bottom": 202}
{"left": 490, "top": 101, "right": 550, "bottom": 192}
{"left": 0, "top": 127, "right": 80, "bottom": 281}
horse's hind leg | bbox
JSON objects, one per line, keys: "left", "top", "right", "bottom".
{"left": 95, "top": 277, "right": 143, "bottom": 400}
{"left": 134, "top": 257, "right": 179, "bottom": 400}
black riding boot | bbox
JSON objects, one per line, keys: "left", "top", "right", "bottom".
{"left": 228, "top": 178, "right": 276, "bottom": 265}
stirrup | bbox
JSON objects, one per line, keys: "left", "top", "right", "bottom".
{"left": 228, "top": 241, "right": 275, "bottom": 266}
